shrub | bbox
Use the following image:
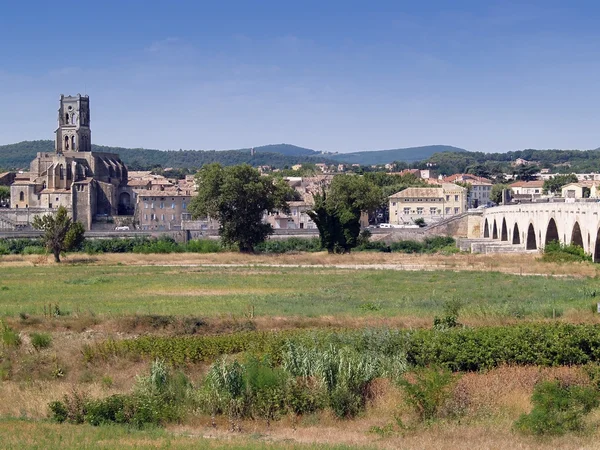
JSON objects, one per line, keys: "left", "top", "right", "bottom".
{"left": 185, "top": 239, "right": 222, "bottom": 253}
{"left": 48, "top": 390, "right": 89, "bottom": 424}
{"left": 48, "top": 359, "right": 191, "bottom": 427}
{"left": 30, "top": 332, "right": 52, "bottom": 351}
{"left": 397, "top": 367, "right": 457, "bottom": 421}
{"left": 1, "top": 324, "right": 21, "bottom": 348}
{"left": 515, "top": 381, "right": 599, "bottom": 435}
{"left": 133, "top": 236, "right": 183, "bottom": 254}
{"left": 543, "top": 241, "right": 592, "bottom": 263}
{"left": 255, "top": 237, "right": 322, "bottom": 254}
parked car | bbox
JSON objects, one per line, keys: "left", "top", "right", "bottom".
{"left": 115, "top": 226, "right": 130, "bottom": 231}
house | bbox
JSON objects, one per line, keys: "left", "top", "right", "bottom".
{"left": 561, "top": 182, "right": 599, "bottom": 199}
{"left": 136, "top": 190, "right": 194, "bottom": 231}
{"left": 509, "top": 180, "right": 545, "bottom": 196}
{"left": 388, "top": 183, "right": 467, "bottom": 225}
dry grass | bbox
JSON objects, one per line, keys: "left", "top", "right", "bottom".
{"left": 2, "top": 251, "right": 599, "bottom": 278}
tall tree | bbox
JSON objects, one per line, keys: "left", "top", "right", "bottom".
{"left": 188, "top": 163, "right": 293, "bottom": 252}
{"left": 0, "top": 186, "right": 9, "bottom": 205}
{"left": 543, "top": 174, "right": 578, "bottom": 195}
{"left": 31, "top": 206, "right": 85, "bottom": 262}
{"left": 308, "top": 175, "right": 381, "bottom": 253}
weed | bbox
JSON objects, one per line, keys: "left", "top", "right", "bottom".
{"left": 515, "top": 380, "right": 599, "bottom": 435}
{"left": 30, "top": 332, "right": 52, "bottom": 351}
{"left": 397, "top": 367, "right": 457, "bottom": 422}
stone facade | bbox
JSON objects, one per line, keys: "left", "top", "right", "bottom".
{"left": 8, "top": 95, "right": 132, "bottom": 230}
{"left": 388, "top": 183, "right": 467, "bottom": 225}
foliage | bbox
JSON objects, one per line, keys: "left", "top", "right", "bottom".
{"left": 413, "top": 217, "right": 426, "bottom": 227}
{"left": 0, "top": 186, "right": 9, "bottom": 204}
{"left": 255, "top": 237, "right": 321, "bottom": 254}
{"left": 30, "top": 332, "right": 52, "bottom": 351}
{"left": 514, "top": 381, "right": 599, "bottom": 435}
{"left": 86, "top": 324, "right": 600, "bottom": 372}
{"left": 0, "top": 238, "right": 44, "bottom": 255}
{"left": 49, "top": 359, "right": 191, "bottom": 427}
{"left": 1, "top": 323, "right": 21, "bottom": 348}
{"left": 397, "top": 367, "right": 457, "bottom": 421}
{"left": 0, "top": 140, "right": 334, "bottom": 171}
{"left": 490, "top": 184, "right": 509, "bottom": 204}
{"left": 542, "top": 241, "right": 592, "bottom": 263}
{"left": 308, "top": 175, "right": 382, "bottom": 253}
{"left": 31, "top": 206, "right": 85, "bottom": 262}
{"left": 543, "top": 174, "right": 579, "bottom": 195}
{"left": 189, "top": 164, "right": 293, "bottom": 252}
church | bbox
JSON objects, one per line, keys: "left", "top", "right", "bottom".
{"left": 10, "top": 95, "right": 132, "bottom": 230}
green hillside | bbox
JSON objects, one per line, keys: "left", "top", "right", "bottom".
{"left": 328, "top": 145, "right": 468, "bottom": 165}
{"left": 0, "top": 141, "right": 330, "bottom": 170}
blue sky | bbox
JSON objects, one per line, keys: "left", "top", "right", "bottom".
{"left": 1, "top": 0, "right": 600, "bottom": 153}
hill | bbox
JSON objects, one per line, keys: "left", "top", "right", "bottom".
{"left": 328, "top": 145, "right": 468, "bottom": 165}
{"left": 0, "top": 141, "right": 331, "bottom": 170}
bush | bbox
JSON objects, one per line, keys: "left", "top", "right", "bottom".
{"left": 48, "top": 359, "right": 191, "bottom": 427}
{"left": 30, "top": 332, "right": 52, "bottom": 351}
{"left": 133, "top": 236, "right": 183, "bottom": 254}
{"left": 515, "top": 381, "right": 599, "bottom": 435}
{"left": 185, "top": 239, "right": 222, "bottom": 253}
{"left": 543, "top": 241, "right": 592, "bottom": 263}
{"left": 255, "top": 237, "right": 322, "bottom": 254}
{"left": 397, "top": 367, "right": 457, "bottom": 421}
{"left": 1, "top": 324, "right": 21, "bottom": 348}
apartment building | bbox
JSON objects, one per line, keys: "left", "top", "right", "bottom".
{"left": 388, "top": 183, "right": 467, "bottom": 225}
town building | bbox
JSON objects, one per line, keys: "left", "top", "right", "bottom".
{"left": 561, "top": 181, "right": 600, "bottom": 199}
{"left": 136, "top": 189, "right": 193, "bottom": 231}
{"left": 509, "top": 180, "right": 545, "bottom": 196}
{"left": 8, "top": 95, "right": 131, "bottom": 229}
{"left": 388, "top": 183, "right": 467, "bottom": 225}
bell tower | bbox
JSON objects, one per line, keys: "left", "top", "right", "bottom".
{"left": 55, "top": 94, "right": 91, "bottom": 153}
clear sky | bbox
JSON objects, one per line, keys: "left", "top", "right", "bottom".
{"left": 1, "top": 0, "right": 599, "bottom": 153}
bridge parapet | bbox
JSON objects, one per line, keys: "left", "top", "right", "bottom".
{"left": 479, "top": 202, "right": 600, "bottom": 260}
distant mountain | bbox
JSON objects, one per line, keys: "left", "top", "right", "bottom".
{"left": 328, "top": 145, "right": 469, "bottom": 165}
{"left": 0, "top": 141, "right": 331, "bottom": 170}
{"left": 252, "top": 144, "right": 320, "bottom": 157}
{"left": 0, "top": 141, "right": 464, "bottom": 170}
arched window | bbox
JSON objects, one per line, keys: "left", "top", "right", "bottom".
{"left": 65, "top": 113, "right": 69, "bottom": 124}
{"left": 71, "top": 136, "right": 76, "bottom": 151}
{"left": 64, "top": 136, "right": 69, "bottom": 151}
{"left": 19, "top": 191, "right": 24, "bottom": 202}
{"left": 59, "top": 165, "right": 64, "bottom": 180}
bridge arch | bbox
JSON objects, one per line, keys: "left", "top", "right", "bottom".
{"left": 483, "top": 218, "right": 489, "bottom": 238}
{"left": 492, "top": 220, "right": 498, "bottom": 239}
{"left": 571, "top": 222, "right": 584, "bottom": 249}
{"left": 512, "top": 223, "right": 521, "bottom": 244}
{"left": 594, "top": 229, "right": 600, "bottom": 262}
{"left": 501, "top": 218, "right": 508, "bottom": 241}
{"left": 526, "top": 223, "right": 537, "bottom": 250}
{"left": 545, "top": 218, "right": 559, "bottom": 246}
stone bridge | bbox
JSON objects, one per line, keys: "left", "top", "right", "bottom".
{"left": 476, "top": 201, "right": 600, "bottom": 260}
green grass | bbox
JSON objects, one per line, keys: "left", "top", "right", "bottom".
{"left": 0, "top": 265, "right": 597, "bottom": 319}
{"left": 0, "top": 418, "right": 361, "bottom": 449}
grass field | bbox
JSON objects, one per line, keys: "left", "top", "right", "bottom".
{"left": 0, "top": 263, "right": 598, "bottom": 322}
{"left": 2, "top": 252, "right": 600, "bottom": 449}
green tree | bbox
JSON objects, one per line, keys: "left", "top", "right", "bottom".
{"left": 490, "top": 183, "right": 510, "bottom": 204}
{"left": 308, "top": 175, "right": 381, "bottom": 253}
{"left": 543, "top": 174, "right": 578, "bottom": 195}
{"left": 188, "top": 164, "right": 293, "bottom": 252}
{"left": 31, "top": 206, "right": 85, "bottom": 262}
{"left": 514, "top": 165, "right": 539, "bottom": 181}
{"left": 0, "top": 186, "right": 9, "bottom": 205}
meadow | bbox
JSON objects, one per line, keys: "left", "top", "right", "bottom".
{"left": 1, "top": 252, "right": 600, "bottom": 449}
{"left": 0, "top": 262, "right": 597, "bottom": 323}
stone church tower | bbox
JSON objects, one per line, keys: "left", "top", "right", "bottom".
{"left": 55, "top": 94, "right": 92, "bottom": 153}
{"left": 10, "top": 94, "right": 132, "bottom": 230}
